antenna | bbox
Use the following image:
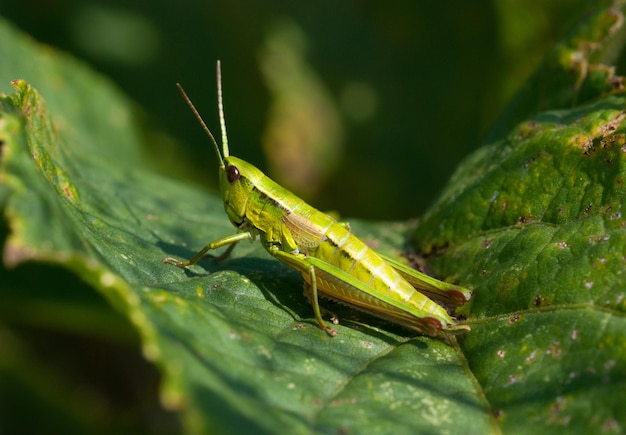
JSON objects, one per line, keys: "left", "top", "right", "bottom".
{"left": 216, "top": 60, "right": 229, "bottom": 157}
{"left": 176, "top": 61, "right": 231, "bottom": 168}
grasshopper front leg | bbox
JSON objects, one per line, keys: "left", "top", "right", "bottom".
{"left": 163, "top": 231, "right": 254, "bottom": 267}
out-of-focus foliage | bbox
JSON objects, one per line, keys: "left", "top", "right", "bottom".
{"left": 1, "top": 0, "right": 594, "bottom": 219}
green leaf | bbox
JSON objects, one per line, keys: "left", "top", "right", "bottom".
{"left": 415, "top": 3, "right": 626, "bottom": 433}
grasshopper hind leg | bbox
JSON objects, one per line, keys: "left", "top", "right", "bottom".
{"left": 305, "top": 265, "right": 338, "bottom": 337}
{"left": 271, "top": 248, "right": 338, "bottom": 336}
{"left": 302, "top": 282, "right": 340, "bottom": 326}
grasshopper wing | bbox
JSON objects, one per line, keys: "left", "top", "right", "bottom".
{"left": 376, "top": 252, "right": 472, "bottom": 308}
{"left": 273, "top": 250, "right": 452, "bottom": 336}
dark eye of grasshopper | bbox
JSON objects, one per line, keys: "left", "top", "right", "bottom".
{"left": 227, "top": 165, "right": 240, "bottom": 183}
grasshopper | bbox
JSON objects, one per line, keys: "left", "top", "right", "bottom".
{"left": 163, "top": 61, "right": 472, "bottom": 337}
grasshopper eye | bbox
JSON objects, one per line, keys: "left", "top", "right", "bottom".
{"left": 227, "top": 165, "right": 240, "bottom": 183}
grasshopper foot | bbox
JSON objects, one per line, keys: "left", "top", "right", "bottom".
{"left": 323, "top": 325, "right": 338, "bottom": 337}
{"left": 162, "top": 257, "right": 190, "bottom": 268}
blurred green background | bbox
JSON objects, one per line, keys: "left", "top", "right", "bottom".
{"left": 1, "top": 0, "right": 592, "bottom": 220}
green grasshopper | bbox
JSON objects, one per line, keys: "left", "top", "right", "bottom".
{"left": 163, "top": 61, "right": 472, "bottom": 337}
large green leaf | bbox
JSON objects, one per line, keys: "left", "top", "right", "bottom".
{"left": 1, "top": 3, "right": 626, "bottom": 434}
{"left": 414, "top": 3, "right": 626, "bottom": 433}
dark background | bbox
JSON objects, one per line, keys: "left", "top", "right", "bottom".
{"left": 1, "top": 1, "right": 589, "bottom": 219}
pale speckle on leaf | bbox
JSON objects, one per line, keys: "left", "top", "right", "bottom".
{"left": 360, "top": 341, "right": 373, "bottom": 349}
{"left": 100, "top": 271, "right": 116, "bottom": 287}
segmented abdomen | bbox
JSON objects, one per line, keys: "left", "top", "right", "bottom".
{"left": 309, "top": 216, "right": 452, "bottom": 322}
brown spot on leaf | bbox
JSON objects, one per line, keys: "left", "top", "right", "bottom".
{"left": 516, "top": 215, "right": 538, "bottom": 225}
{"left": 61, "top": 182, "right": 76, "bottom": 202}
{"left": 533, "top": 295, "right": 546, "bottom": 307}
{"left": 598, "top": 111, "right": 626, "bottom": 137}
{"left": 508, "top": 314, "right": 521, "bottom": 324}
{"left": 546, "top": 341, "right": 562, "bottom": 358}
{"left": 524, "top": 151, "right": 549, "bottom": 168}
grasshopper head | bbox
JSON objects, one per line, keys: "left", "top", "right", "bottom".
{"left": 219, "top": 156, "right": 264, "bottom": 228}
